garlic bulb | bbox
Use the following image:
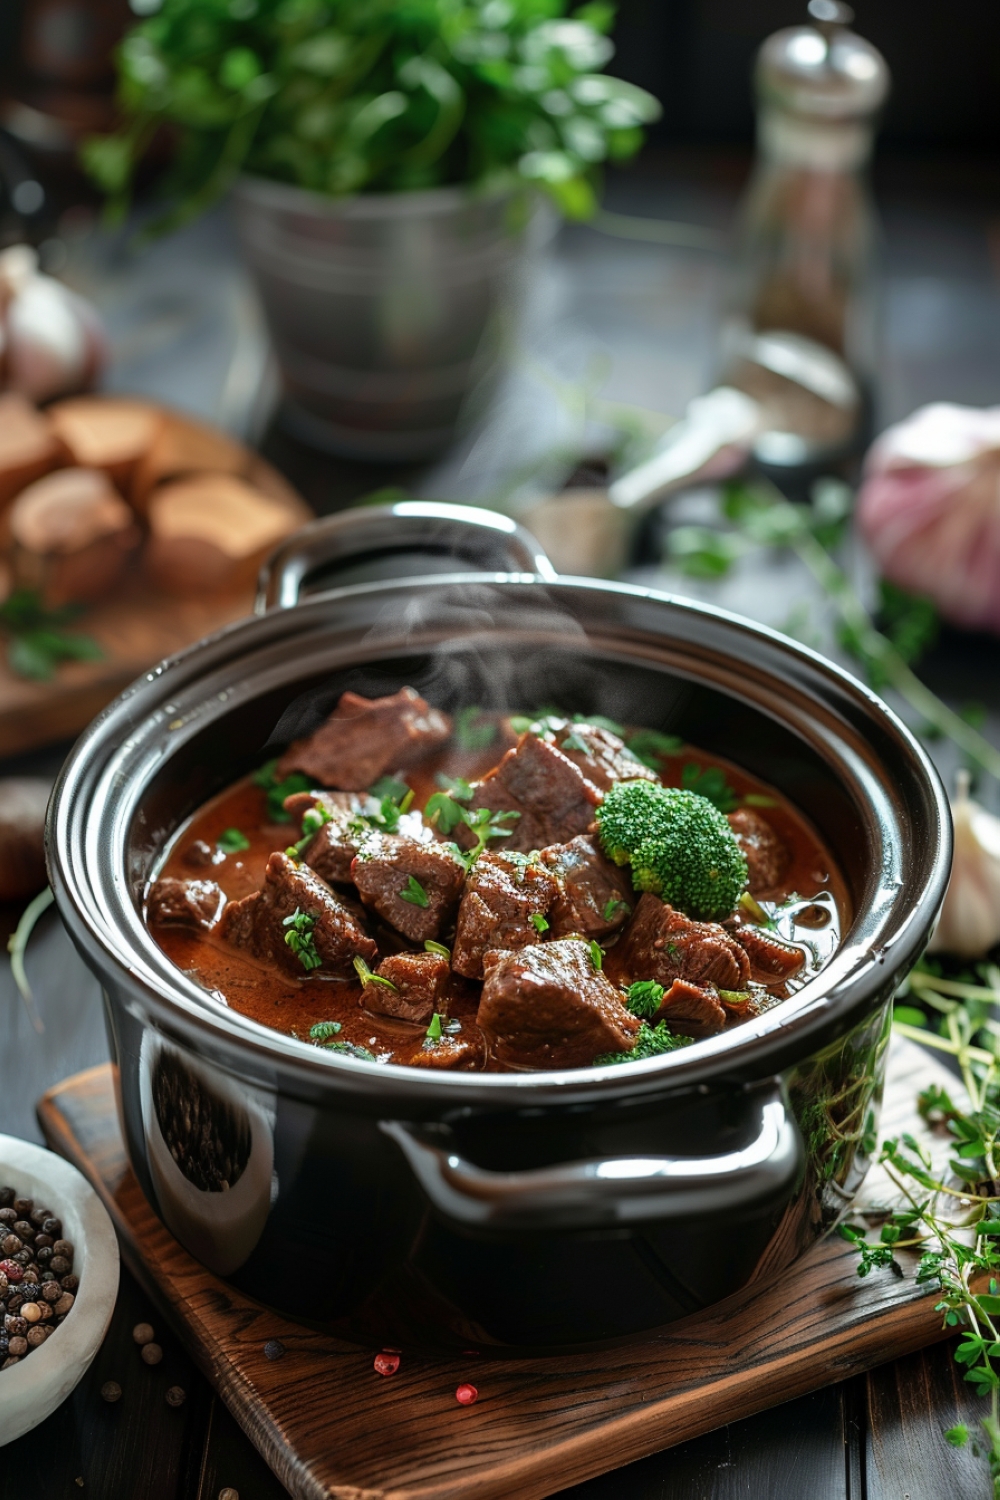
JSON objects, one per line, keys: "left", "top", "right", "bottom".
{"left": 855, "top": 402, "right": 1000, "bottom": 633}
{"left": 928, "top": 771, "right": 1000, "bottom": 959}
{"left": 0, "top": 245, "right": 105, "bottom": 404}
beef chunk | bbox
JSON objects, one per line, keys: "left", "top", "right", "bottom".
{"left": 147, "top": 877, "right": 224, "bottom": 929}
{"left": 361, "top": 951, "right": 450, "bottom": 1024}
{"left": 605, "top": 892, "right": 750, "bottom": 992}
{"left": 409, "top": 1026, "right": 486, "bottom": 1071}
{"left": 553, "top": 723, "right": 659, "bottom": 792}
{"left": 285, "top": 789, "right": 377, "bottom": 884}
{"left": 451, "top": 850, "right": 560, "bottom": 979}
{"left": 654, "top": 979, "right": 727, "bottom": 1038}
{"left": 733, "top": 923, "right": 805, "bottom": 982}
{"left": 478, "top": 939, "right": 640, "bottom": 1068}
{"left": 220, "top": 852, "right": 376, "bottom": 977}
{"left": 277, "top": 687, "right": 451, "bottom": 791}
{"left": 540, "top": 834, "right": 633, "bottom": 939}
{"left": 462, "top": 732, "right": 601, "bottom": 853}
{"left": 351, "top": 832, "right": 465, "bottom": 942}
{"left": 727, "top": 809, "right": 791, "bottom": 896}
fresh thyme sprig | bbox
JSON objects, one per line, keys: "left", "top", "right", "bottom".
{"left": 667, "top": 480, "right": 1000, "bottom": 786}
{"left": 843, "top": 960, "right": 1000, "bottom": 1493}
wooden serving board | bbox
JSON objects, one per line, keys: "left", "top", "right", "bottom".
{"left": 37, "top": 1039, "right": 959, "bottom": 1500}
{"left": 0, "top": 451, "right": 310, "bottom": 758}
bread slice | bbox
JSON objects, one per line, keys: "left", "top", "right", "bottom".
{"left": 0, "top": 392, "right": 63, "bottom": 506}
{"left": 48, "top": 397, "right": 164, "bottom": 488}
{"left": 144, "top": 473, "right": 300, "bottom": 596}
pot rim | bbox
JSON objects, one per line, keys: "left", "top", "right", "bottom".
{"left": 47, "top": 571, "right": 951, "bottom": 1106}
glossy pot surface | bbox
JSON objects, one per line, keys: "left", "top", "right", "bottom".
{"left": 232, "top": 178, "right": 552, "bottom": 460}
{"left": 48, "top": 503, "right": 951, "bottom": 1352}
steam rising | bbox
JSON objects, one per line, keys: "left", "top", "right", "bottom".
{"left": 264, "top": 580, "right": 693, "bottom": 750}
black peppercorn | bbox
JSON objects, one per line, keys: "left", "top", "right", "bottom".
{"left": 7, "top": 1335, "right": 27, "bottom": 1357}
{"left": 60, "top": 1275, "right": 79, "bottom": 1293}
{"left": 165, "top": 1386, "right": 186, "bottom": 1407}
{"left": 29, "top": 1208, "right": 48, "bottom": 1228}
{"left": 52, "top": 1239, "right": 73, "bottom": 1259}
{"left": 101, "top": 1381, "right": 122, "bottom": 1403}
{"left": 34, "top": 1234, "right": 52, "bottom": 1250}
{"left": 41, "top": 1217, "right": 61, "bottom": 1237}
{"left": 49, "top": 1255, "right": 70, "bottom": 1276}
{"left": 12, "top": 1198, "right": 32, "bottom": 1217}
{"left": 36, "top": 1247, "right": 53, "bottom": 1267}
{"left": 40, "top": 1281, "right": 60, "bottom": 1303}
{"left": 13, "top": 1222, "right": 33, "bottom": 1241}
{"left": 0, "top": 1209, "right": 14, "bottom": 1226}
{"left": 0, "top": 1188, "right": 13, "bottom": 1209}
{"left": 1, "top": 1235, "right": 21, "bottom": 1256}
{"left": 263, "top": 1339, "right": 285, "bottom": 1361}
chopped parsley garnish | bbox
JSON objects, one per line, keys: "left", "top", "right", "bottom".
{"left": 324, "top": 1040, "right": 377, "bottom": 1062}
{"left": 425, "top": 939, "right": 451, "bottom": 958}
{"left": 369, "top": 775, "right": 411, "bottom": 804}
{"left": 435, "top": 773, "right": 474, "bottom": 802}
{"left": 424, "top": 790, "right": 469, "bottom": 835}
{"left": 254, "top": 759, "right": 313, "bottom": 822}
{"left": 594, "top": 1021, "right": 691, "bottom": 1066}
{"left": 588, "top": 939, "right": 603, "bottom": 971}
{"left": 349, "top": 787, "right": 414, "bottom": 838}
{"left": 626, "top": 728, "right": 683, "bottom": 768}
{"left": 399, "top": 875, "right": 430, "bottom": 908}
{"left": 680, "top": 762, "right": 739, "bottom": 813}
{"left": 561, "top": 729, "right": 590, "bottom": 753}
{"left": 353, "top": 956, "right": 397, "bottom": 991}
{"left": 286, "top": 802, "right": 332, "bottom": 861}
{"left": 625, "top": 980, "right": 665, "bottom": 1018}
{"left": 463, "top": 807, "right": 520, "bottom": 863}
{"left": 454, "top": 706, "right": 496, "bottom": 751}
{"left": 216, "top": 827, "right": 250, "bottom": 853}
{"left": 530, "top": 912, "right": 550, "bottom": 933}
{"left": 282, "top": 908, "right": 321, "bottom": 972}
{"left": 602, "top": 897, "right": 631, "bottom": 922}
{"left": 309, "top": 1020, "right": 342, "bottom": 1041}
{"left": 425, "top": 1012, "right": 443, "bottom": 1042}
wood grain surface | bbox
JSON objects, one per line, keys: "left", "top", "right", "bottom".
{"left": 0, "top": 452, "right": 310, "bottom": 757}
{"left": 35, "top": 1037, "right": 964, "bottom": 1500}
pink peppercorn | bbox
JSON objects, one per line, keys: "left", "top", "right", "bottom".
{"left": 455, "top": 1383, "right": 478, "bottom": 1406}
{"left": 374, "top": 1352, "right": 400, "bottom": 1377}
{"left": 0, "top": 1260, "right": 22, "bottom": 1283}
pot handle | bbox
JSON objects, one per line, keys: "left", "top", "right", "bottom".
{"left": 379, "top": 1080, "right": 803, "bottom": 1233}
{"left": 257, "top": 499, "right": 558, "bottom": 611}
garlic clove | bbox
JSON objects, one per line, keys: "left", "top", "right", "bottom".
{"left": 6, "top": 275, "right": 90, "bottom": 402}
{"left": 927, "top": 770, "right": 1000, "bottom": 958}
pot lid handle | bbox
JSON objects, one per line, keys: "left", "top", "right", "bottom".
{"left": 256, "top": 500, "right": 558, "bottom": 611}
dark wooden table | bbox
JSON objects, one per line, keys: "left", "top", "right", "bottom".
{"left": 3, "top": 149, "right": 1000, "bottom": 1495}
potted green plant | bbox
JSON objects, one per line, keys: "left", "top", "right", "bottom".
{"left": 84, "top": 0, "right": 659, "bottom": 459}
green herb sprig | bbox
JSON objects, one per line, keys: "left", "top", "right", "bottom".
{"left": 282, "top": 907, "right": 322, "bottom": 971}
{"left": 842, "top": 960, "right": 1000, "bottom": 1490}
{"left": 399, "top": 874, "right": 430, "bottom": 908}
{"left": 85, "top": 0, "right": 659, "bottom": 236}
{"left": 286, "top": 803, "right": 331, "bottom": 860}
{"left": 353, "top": 955, "right": 396, "bottom": 990}
{"left": 0, "top": 590, "right": 103, "bottom": 682}
{"left": 254, "top": 759, "right": 312, "bottom": 823}
{"left": 624, "top": 979, "right": 664, "bottom": 1017}
{"left": 217, "top": 827, "right": 250, "bottom": 853}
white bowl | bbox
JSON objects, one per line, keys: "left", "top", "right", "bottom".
{"left": 0, "top": 1133, "right": 119, "bottom": 1446}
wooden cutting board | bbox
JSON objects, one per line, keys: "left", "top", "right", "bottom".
{"left": 37, "top": 1038, "right": 959, "bottom": 1500}
{"left": 0, "top": 451, "right": 310, "bottom": 757}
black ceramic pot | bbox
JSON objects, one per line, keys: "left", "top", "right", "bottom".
{"left": 48, "top": 502, "right": 951, "bottom": 1352}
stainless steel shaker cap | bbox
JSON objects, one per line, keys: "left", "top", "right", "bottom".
{"left": 756, "top": 2, "right": 890, "bottom": 121}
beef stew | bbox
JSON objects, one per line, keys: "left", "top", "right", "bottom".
{"left": 146, "top": 688, "right": 847, "bottom": 1072}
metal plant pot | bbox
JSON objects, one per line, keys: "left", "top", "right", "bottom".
{"left": 231, "top": 176, "right": 551, "bottom": 460}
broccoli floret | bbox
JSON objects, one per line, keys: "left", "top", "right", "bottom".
{"left": 595, "top": 779, "right": 747, "bottom": 922}
{"left": 594, "top": 1021, "right": 691, "bottom": 1066}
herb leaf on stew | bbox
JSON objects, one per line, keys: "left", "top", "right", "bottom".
{"left": 282, "top": 907, "right": 322, "bottom": 971}
{"left": 399, "top": 875, "right": 430, "bottom": 908}
{"left": 217, "top": 827, "right": 250, "bottom": 853}
{"left": 625, "top": 980, "right": 665, "bottom": 1018}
